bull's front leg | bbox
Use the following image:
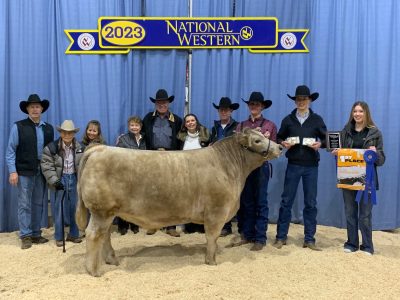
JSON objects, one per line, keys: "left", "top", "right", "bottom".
{"left": 85, "top": 214, "right": 113, "bottom": 277}
{"left": 204, "top": 220, "right": 225, "bottom": 265}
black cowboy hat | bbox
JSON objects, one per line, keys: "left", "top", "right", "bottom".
{"left": 212, "top": 97, "right": 239, "bottom": 110}
{"left": 241, "top": 92, "right": 272, "bottom": 110}
{"left": 287, "top": 85, "right": 319, "bottom": 101}
{"left": 19, "top": 94, "right": 50, "bottom": 114}
{"left": 149, "top": 89, "right": 175, "bottom": 103}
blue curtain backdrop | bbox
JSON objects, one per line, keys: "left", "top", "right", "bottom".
{"left": 1, "top": 0, "right": 399, "bottom": 232}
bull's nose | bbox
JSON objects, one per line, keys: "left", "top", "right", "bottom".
{"left": 279, "top": 145, "right": 284, "bottom": 151}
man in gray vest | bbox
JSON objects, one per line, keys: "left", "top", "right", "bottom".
{"left": 6, "top": 94, "right": 54, "bottom": 249}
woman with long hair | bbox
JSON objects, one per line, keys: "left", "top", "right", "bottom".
{"left": 332, "top": 101, "right": 385, "bottom": 255}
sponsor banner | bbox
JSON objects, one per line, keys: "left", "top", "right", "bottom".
{"left": 65, "top": 17, "right": 309, "bottom": 54}
{"left": 337, "top": 149, "right": 366, "bottom": 190}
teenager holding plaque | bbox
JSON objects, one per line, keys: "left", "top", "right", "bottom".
{"left": 331, "top": 101, "right": 385, "bottom": 255}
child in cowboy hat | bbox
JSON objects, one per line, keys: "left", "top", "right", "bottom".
{"left": 6, "top": 94, "right": 54, "bottom": 249}
{"left": 41, "top": 120, "right": 85, "bottom": 247}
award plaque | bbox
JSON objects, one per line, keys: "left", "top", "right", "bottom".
{"left": 327, "top": 131, "right": 342, "bottom": 150}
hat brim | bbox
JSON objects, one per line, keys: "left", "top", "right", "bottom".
{"left": 287, "top": 92, "right": 319, "bottom": 102}
{"left": 19, "top": 99, "right": 50, "bottom": 114}
{"left": 241, "top": 98, "right": 272, "bottom": 110}
{"left": 149, "top": 95, "right": 175, "bottom": 103}
{"left": 213, "top": 103, "right": 239, "bottom": 110}
{"left": 56, "top": 126, "right": 80, "bottom": 133}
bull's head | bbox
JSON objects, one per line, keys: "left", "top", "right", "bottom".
{"left": 238, "top": 128, "right": 282, "bottom": 160}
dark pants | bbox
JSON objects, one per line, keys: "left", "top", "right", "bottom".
{"left": 117, "top": 217, "right": 139, "bottom": 233}
{"left": 276, "top": 163, "right": 318, "bottom": 243}
{"left": 342, "top": 189, "right": 374, "bottom": 254}
{"left": 239, "top": 162, "right": 270, "bottom": 245}
{"left": 184, "top": 223, "right": 204, "bottom": 234}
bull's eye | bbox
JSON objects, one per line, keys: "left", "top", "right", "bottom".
{"left": 255, "top": 139, "right": 261, "bottom": 144}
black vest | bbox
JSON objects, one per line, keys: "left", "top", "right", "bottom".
{"left": 15, "top": 118, "right": 54, "bottom": 175}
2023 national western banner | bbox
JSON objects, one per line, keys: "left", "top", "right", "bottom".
{"left": 65, "top": 17, "right": 308, "bottom": 54}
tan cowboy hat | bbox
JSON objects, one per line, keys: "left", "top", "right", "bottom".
{"left": 56, "top": 120, "right": 80, "bottom": 133}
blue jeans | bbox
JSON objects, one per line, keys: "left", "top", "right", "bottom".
{"left": 342, "top": 189, "right": 374, "bottom": 254}
{"left": 239, "top": 162, "right": 270, "bottom": 244}
{"left": 17, "top": 171, "right": 47, "bottom": 238}
{"left": 276, "top": 163, "right": 318, "bottom": 243}
{"left": 54, "top": 174, "right": 79, "bottom": 241}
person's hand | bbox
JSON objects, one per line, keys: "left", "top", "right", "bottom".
{"left": 54, "top": 180, "right": 64, "bottom": 191}
{"left": 309, "top": 141, "right": 321, "bottom": 151}
{"left": 9, "top": 172, "right": 18, "bottom": 186}
{"left": 281, "top": 141, "right": 292, "bottom": 149}
{"left": 368, "top": 146, "right": 377, "bottom": 152}
{"left": 263, "top": 131, "right": 271, "bottom": 139}
{"left": 331, "top": 148, "right": 339, "bottom": 156}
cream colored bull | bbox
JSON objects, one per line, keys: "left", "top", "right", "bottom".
{"left": 76, "top": 128, "right": 281, "bottom": 276}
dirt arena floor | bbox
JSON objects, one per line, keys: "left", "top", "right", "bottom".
{"left": 0, "top": 223, "right": 399, "bottom": 299}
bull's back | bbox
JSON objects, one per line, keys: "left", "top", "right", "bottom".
{"left": 79, "top": 147, "right": 238, "bottom": 216}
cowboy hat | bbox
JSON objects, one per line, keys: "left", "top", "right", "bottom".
{"left": 149, "top": 89, "right": 175, "bottom": 103}
{"left": 287, "top": 85, "right": 319, "bottom": 101}
{"left": 241, "top": 92, "right": 272, "bottom": 110}
{"left": 19, "top": 94, "right": 50, "bottom": 114}
{"left": 212, "top": 97, "right": 239, "bottom": 110}
{"left": 56, "top": 120, "right": 80, "bottom": 133}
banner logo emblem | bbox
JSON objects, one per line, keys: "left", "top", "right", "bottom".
{"left": 240, "top": 26, "right": 253, "bottom": 40}
{"left": 280, "top": 33, "right": 297, "bottom": 50}
{"left": 77, "top": 33, "right": 95, "bottom": 50}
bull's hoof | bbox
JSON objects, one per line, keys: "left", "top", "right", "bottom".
{"left": 105, "top": 255, "right": 119, "bottom": 266}
{"left": 226, "top": 238, "right": 252, "bottom": 248}
{"left": 205, "top": 259, "right": 217, "bottom": 266}
{"left": 86, "top": 265, "right": 101, "bottom": 277}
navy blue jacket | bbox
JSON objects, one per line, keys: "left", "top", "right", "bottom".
{"left": 277, "top": 109, "right": 327, "bottom": 167}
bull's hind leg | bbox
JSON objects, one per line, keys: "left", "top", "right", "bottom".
{"left": 204, "top": 220, "right": 225, "bottom": 265}
{"left": 85, "top": 213, "right": 113, "bottom": 277}
{"left": 103, "top": 226, "right": 119, "bottom": 266}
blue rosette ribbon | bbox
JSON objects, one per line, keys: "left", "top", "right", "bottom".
{"left": 355, "top": 150, "right": 378, "bottom": 205}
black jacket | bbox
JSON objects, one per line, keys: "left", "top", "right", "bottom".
{"left": 117, "top": 133, "right": 146, "bottom": 150}
{"left": 277, "top": 109, "right": 327, "bottom": 167}
{"left": 142, "top": 111, "right": 182, "bottom": 150}
{"left": 210, "top": 118, "right": 238, "bottom": 143}
{"left": 340, "top": 122, "right": 385, "bottom": 189}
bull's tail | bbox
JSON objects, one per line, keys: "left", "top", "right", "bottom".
{"left": 76, "top": 145, "right": 102, "bottom": 231}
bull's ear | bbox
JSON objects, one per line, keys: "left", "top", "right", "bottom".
{"left": 237, "top": 130, "right": 251, "bottom": 147}
{"left": 242, "top": 127, "right": 252, "bottom": 134}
